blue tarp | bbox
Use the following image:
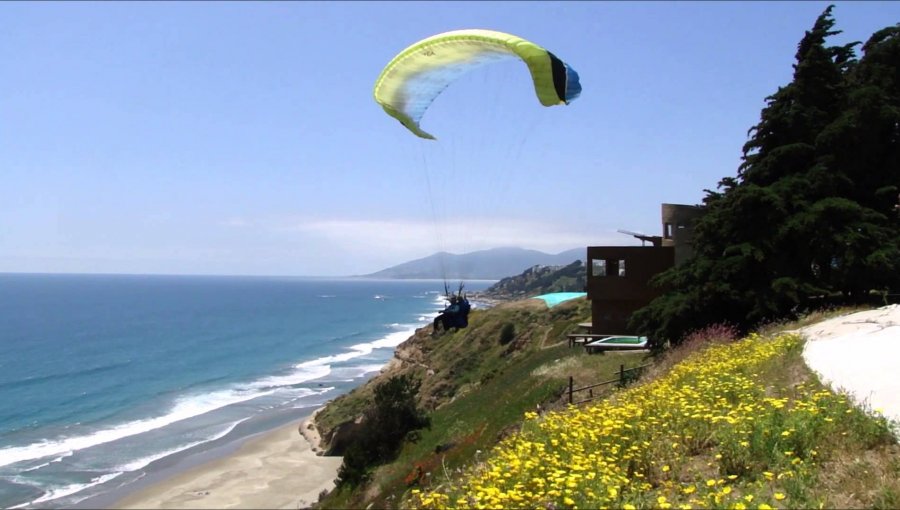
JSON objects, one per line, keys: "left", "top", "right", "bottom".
{"left": 531, "top": 292, "right": 587, "bottom": 308}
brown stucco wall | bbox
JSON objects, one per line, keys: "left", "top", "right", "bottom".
{"left": 586, "top": 246, "right": 675, "bottom": 334}
{"left": 661, "top": 203, "right": 703, "bottom": 265}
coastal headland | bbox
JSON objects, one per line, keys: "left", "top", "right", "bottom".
{"left": 107, "top": 300, "right": 900, "bottom": 510}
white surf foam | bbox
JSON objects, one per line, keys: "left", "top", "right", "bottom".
{"left": 0, "top": 351, "right": 358, "bottom": 470}
{"left": 365, "top": 328, "right": 414, "bottom": 350}
{"left": 7, "top": 390, "right": 332, "bottom": 507}
{"left": 0, "top": 329, "right": 416, "bottom": 470}
{"left": 355, "top": 364, "right": 389, "bottom": 376}
{"left": 247, "top": 365, "right": 332, "bottom": 391}
{"left": 115, "top": 417, "right": 250, "bottom": 473}
{"left": 11, "top": 471, "right": 124, "bottom": 508}
{"left": 0, "top": 388, "right": 276, "bottom": 468}
{"left": 292, "top": 327, "right": 416, "bottom": 375}
{"left": 20, "top": 452, "right": 72, "bottom": 473}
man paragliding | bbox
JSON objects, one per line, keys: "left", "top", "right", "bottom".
{"left": 375, "top": 29, "right": 580, "bottom": 334}
{"left": 433, "top": 284, "right": 471, "bottom": 335}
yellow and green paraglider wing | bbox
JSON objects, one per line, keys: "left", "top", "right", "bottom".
{"left": 373, "top": 29, "right": 581, "bottom": 140}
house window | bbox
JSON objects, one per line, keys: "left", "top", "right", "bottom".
{"left": 664, "top": 223, "right": 673, "bottom": 238}
{"left": 592, "top": 259, "right": 628, "bottom": 277}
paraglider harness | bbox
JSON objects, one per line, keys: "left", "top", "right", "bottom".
{"left": 433, "top": 283, "right": 471, "bottom": 335}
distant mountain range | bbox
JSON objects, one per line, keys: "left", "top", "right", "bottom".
{"left": 361, "top": 247, "right": 586, "bottom": 280}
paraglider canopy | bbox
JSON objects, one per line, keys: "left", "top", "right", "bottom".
{"left": 374, "top": 29, "right": 581, "bottom": 139}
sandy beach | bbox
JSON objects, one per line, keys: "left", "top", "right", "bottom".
{"left": 800, "top": 304, "right": 900, "bottom": 435}
{"left": 113, "top": 411, "right": 342, "bottom": 509}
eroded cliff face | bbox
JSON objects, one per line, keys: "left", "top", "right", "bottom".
{"left": 316, "top": 326, "right": 433, "bottom": 455}
{"left": 313, "top": 297, "right": 589, "bottom": 456}
{"left": 317, "top": 324, "right": 459, "bottom": 452}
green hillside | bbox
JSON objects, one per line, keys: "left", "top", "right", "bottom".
{"left": 474, "top": 260, "right": 587, "bottom": 301}
{"left": 311, "top": 301, "right": 899, "bottom": 510}
{"left": 313, "top": 296, "right": 651, "bottom": 508}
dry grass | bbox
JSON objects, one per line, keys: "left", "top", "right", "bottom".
{"left": 491, "top": 299, "right": 549, "bottom": 313}
{"left": 818, "top": 445, "right": 900, "bottom": 508}
{"left": 756, "top": 304, "right": 874, "bottom": 336}
{"left": 640, "top": 323, "right": 739, "bottom": 385}
{"left": 530, "top": 357, "right": 579, "bottom": 378}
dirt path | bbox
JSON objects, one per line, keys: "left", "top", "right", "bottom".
{"left": 800, "top": 305, "right": 900, "bottom": 436}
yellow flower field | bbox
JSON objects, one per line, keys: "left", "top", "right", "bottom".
{"left": 407, "top": 333, "right": 894, "bottom": 509}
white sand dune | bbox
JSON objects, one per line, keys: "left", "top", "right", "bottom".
{"left": 800, "top": 304, "right": 900, "bottom": 435}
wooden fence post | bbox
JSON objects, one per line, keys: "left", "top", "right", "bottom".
{"left": 568, "top": 376, "right": 573, "bottom": 405}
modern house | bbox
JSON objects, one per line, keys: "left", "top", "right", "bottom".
{"left": 586, "top": 203, "right": 702, "bottom": 334}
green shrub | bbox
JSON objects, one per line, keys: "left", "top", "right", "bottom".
{"left": 336, "top": 374, "right": 431, "bottom": 488}
{"left": 499, "top": 323, "right": 516, "bottom": 345}
{"left": 336, "top": 442, "right": 372, "bottom": 487}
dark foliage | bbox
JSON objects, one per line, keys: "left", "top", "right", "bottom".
{"left": 632, "top": 7, "right": 900, "bottom": 347}
{"left": 335, "top": 374, "right": 431, "bottom": 487}
{"left": 499, "top": 323, "right": 517, "bottom": 346}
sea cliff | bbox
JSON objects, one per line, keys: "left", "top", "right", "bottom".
{"left": 310, "top": 294, "right": 655, "bottom": 508}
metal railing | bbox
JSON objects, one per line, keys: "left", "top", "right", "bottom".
{"left": 566, "top": 363, "right": 652, "bottom": 405}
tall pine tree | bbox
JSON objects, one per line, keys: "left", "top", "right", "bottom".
{"left": 632, "top": 7, "right": 899, "bottom": 346}
{"left": 808, "top": 23, "right": 900, "bottom": 297}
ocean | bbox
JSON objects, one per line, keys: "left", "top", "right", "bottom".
{"left": 0, "top": 273, "right": 492, "bottom": 509}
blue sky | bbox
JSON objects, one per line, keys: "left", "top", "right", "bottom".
{"left": 2, "top": 1, "right": 897, "bottom": 276}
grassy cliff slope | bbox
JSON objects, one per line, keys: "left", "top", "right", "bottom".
{"left": 314, "top": 300, "right": 899, "bottom": 510}
{"left": 313, "top": 296, "right": 650, "bottom": 508}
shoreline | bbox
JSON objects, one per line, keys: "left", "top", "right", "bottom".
{"left": 101, "top": 304, "right": 899, "bottom": 510}
{"left": 111, "top": 408, "right": 342, "bottom": 509}
{"left": 0, "top": 278, "right": 477, "bottom": 510}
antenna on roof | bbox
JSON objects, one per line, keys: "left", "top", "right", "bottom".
{"left": 617, "top": 229, "right": 662, "bottom": 247}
